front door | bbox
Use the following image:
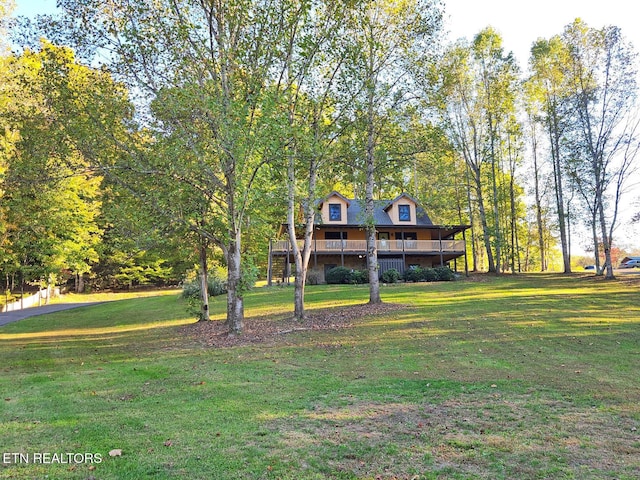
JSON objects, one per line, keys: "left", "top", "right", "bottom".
{"left": 378, "top": 232, "right": 390, "bottom": 251}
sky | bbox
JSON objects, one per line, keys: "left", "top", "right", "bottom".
{"left": 14, "top": 0, "right": 639, "bottom": 65}
{"left": 443, "top": 0, "right": 639, "bottom": 70}
{"left": 10, "top": 0, "right": 640, "bottom": 254}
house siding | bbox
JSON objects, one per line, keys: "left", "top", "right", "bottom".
{"left": 268, "top": 192, "right": 468, "bottom": 285}
{"left": 319, "top": 194, "right": 349, "bottom": 225}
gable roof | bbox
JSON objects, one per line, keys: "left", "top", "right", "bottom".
{"left": 317, "top": 193, "right": 434, "bottom": 226}
{"left": 383, "top": 193, "right": 420, "bottom": 212}
{"left": 318, "top": 191, "right": 351, "bottom": 207}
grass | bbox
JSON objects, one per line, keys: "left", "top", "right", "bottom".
{"left": 0, "top": 274, "right": 639, "bottom": 479}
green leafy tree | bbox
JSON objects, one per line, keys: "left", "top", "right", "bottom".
{"left": 562, "top": 20, "right": 639, "bottom": 279}
{"left": 0, "top": 44, "right": 106, "bottom": 291}
{"left": 528, "top": 35, "right": 574, "bottom": 273}
{"left": 39, "top": 0, "right": 315, "bottom": 332}
{"left": 342, "top": 0, "right": 443, "bottom": 299}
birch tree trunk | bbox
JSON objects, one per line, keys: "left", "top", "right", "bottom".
{"left": 199, "top": 241, "right": 210, "bottom": 322}
{"left": 225, "top": 228, "right": 244, "bottom": 334}
{"left": 365, "top": 66, "right": 381, "bottom": 304}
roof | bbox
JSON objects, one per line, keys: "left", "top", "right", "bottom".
{"left": 383, "top": 193, "right": 421, "bottom": 212}
{"left": 338, "top": 199, "right": 434, "bottom": 226}
{"left": 318, "top": 191, "right": 351, "bottom": 207}
{"left": 317, "top": 192, "right": 434, "bottom": 226}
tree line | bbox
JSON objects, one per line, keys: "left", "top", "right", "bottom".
{"left": 1, "top": 0, "right": 638, "bottom": 331}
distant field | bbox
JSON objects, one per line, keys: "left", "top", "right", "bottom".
{"left": 1, "top": 274, "right": 638, "bottom": 479}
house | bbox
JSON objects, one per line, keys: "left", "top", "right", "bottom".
{"left": 268, "top": 191, "right": 469, "bottom": 284}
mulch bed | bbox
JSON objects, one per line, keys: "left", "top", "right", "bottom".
{"left": 180, "top": 302, "right": 407, "bottom": 348}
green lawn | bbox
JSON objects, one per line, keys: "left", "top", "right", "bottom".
{"left": 1, "top": 274, "right": 639, "bottom": 479}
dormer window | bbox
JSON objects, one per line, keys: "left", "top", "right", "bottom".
{"left": 398, "top": 204, "right": 411, "bottom": 221}
{"left": 329, "top": 203, "right": 342, "bottom": 221}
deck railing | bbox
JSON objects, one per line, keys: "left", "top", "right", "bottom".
{"left": 271, "top": 239, "right": 465, "bottom": 254}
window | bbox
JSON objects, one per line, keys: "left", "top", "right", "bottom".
{"left": 398, "top": 204, "right": 411, "bottom": 221}
{"left": 329, "top": 203, "right": 342, "bottom": 221}
{"left": 325, "top": 232, "right": 347, "bottom": 240}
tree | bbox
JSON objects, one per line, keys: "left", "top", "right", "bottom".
{"left": 0, "top": 43, "right": 106, "bottom": 292}
{"left": 562, "top": 20, "right": 639, "bottom": 279}
{"left": 343, "top": 0, "right": 443, "bottom": 299}
{"left": 278, "top": 1, "right": 352, "bottom": 321}
{"left": 39, "top": 0, "right": 310, "bottom": 332}
{"left": 528, "top": 35, "right": 574, "bottom": 273}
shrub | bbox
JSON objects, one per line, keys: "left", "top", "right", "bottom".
{"left": 181, "top": 274, "right": 227, "bottom": 321}
{"left": 421, "top": 267, "right": 438, "bottom": 282}
{"left": 181, "top": 275, "right": 227, "bottom": 300}
{"left": 325, "top": 267, "right": 368, "bottom": 284}
{"left": 381, "top": 268, "right": 400, "bottom": 283}
{"left": 306, "top": 269, "right": 322, "bottom": 285}
{"left": 347, "top": 269, "right": 369, "bottom": 284}
{"left": 403, "top": 267, "right": 423, "bottom": 282}
{"left": 403, "top": 266, "right": 445, "bottom": 282}
{"left": 325, "top": 266, "right": 351, "bottom": 284}
{"left": 434, "top": 266, "right": 455, "bottom": 281}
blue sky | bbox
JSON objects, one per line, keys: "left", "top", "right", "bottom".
{"left": 11, "top": 0, "right": 640, "bottom": 251}
{"left": 13, "top": 0, "right": 639, "bottom": 68}
{"left": 13, "top": 0, "right": 57, "bottom": 17}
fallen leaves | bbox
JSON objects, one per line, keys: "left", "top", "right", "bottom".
{"left": 181, "top": 303, "right": 408, "bottom": 348}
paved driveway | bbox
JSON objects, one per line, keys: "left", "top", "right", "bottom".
{"left": 0, "top": 303, "right": 101, "bottom": 327}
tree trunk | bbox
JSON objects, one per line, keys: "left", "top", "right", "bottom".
{"left": 548, "top": 110, "right": 571, "bottom": 273}
{"left": 225, "top": 230, "right": 244, "bottom": 333}
{"left": 365, "top": 77, "right": 381, "bottom": 304}
{"left": 532, "top": 137, "right": 546, "bottom": 271}
{"left": 465, "top": 166, "right": 478, "bottom": 272}
{"left": 489, "top": 125, "right": 501, "bottom": 273}
{"left": 597, "top": 196, "right": 615, "bottom": 280}
{"left": 198, "top": 242, "right": 210, "bottom": 322}
{"left": 286, "top": 121, "right": 319, "bottom": 320}
{"left": 591, "top": 211, "right": 601, "bottom": 274}
{"left": 77, "top": 273, "right": 85, "bottom": 294}
{"left": 472, "top": 166, "right": 496, "bottom": 273}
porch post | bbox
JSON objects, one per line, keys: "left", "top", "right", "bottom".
{"left": 462, "top": 229, "right": 469, "bottom": 277}
{"left": 284, "top": 239, "right": 290, "bottom": 284}
{"left": 340, "top": 228, "right": 344, "bottom": 267}
{"left": 439, "top": 230, "right": 444, "bottom": 267}
{"left": 401, "top": 231, "right": 406, "bottom": 269}
{"left": 314, "top": 232, "right": 317, "bottom": 268}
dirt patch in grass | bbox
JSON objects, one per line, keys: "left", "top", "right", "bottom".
{"left": 272, "top": 394, "right": 640, "bottom": 479}
{"left": 180, "top": 302, "right": 407, "bottom": 348}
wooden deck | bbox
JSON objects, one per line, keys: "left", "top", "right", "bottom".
{"left": 271, "top": 239, "right": 465, "bottom": 255}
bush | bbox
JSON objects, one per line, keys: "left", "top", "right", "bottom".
{"left": 325, "top": 266, "right": 351, "bottom": 284}
{"left": 403, "top": 266, "right": 448, "bottom": 282}
{"left": 381, "top": 268, "right": 400, "bottom": 283}
{"left": 403, "top": 267, "right": 423, "bottom": 282}
{"left": 434, "top": 266, "right": 455, "bottom": 281}
{"left": 306, "top": 269, "right": 322, "bottom": 285}
{"left": 181, "top": 275, "right": 227, "bottom": 300}
{"left": 181, "top": 274, "right": 227, "bottom": 321}
{"left": 325, "top": 267, "right": 368, "bottom": 284}
{"left": 421, "top": 267, "right": 438, "bottom": 282}
{"left": 347, "top": 269, "right": 368, "bottom": 284}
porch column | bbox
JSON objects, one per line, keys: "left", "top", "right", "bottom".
{"left": 439, "top": 230, "right": 444, "bottom": 267}
{"left": 462, "top": 229, "right": 469, "bottom": 277}
{"left": 284, "top": 239, "right": 290, "bottom": 284}
{"left": 340, "top": 228, "right": 344, "bottom": 267}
